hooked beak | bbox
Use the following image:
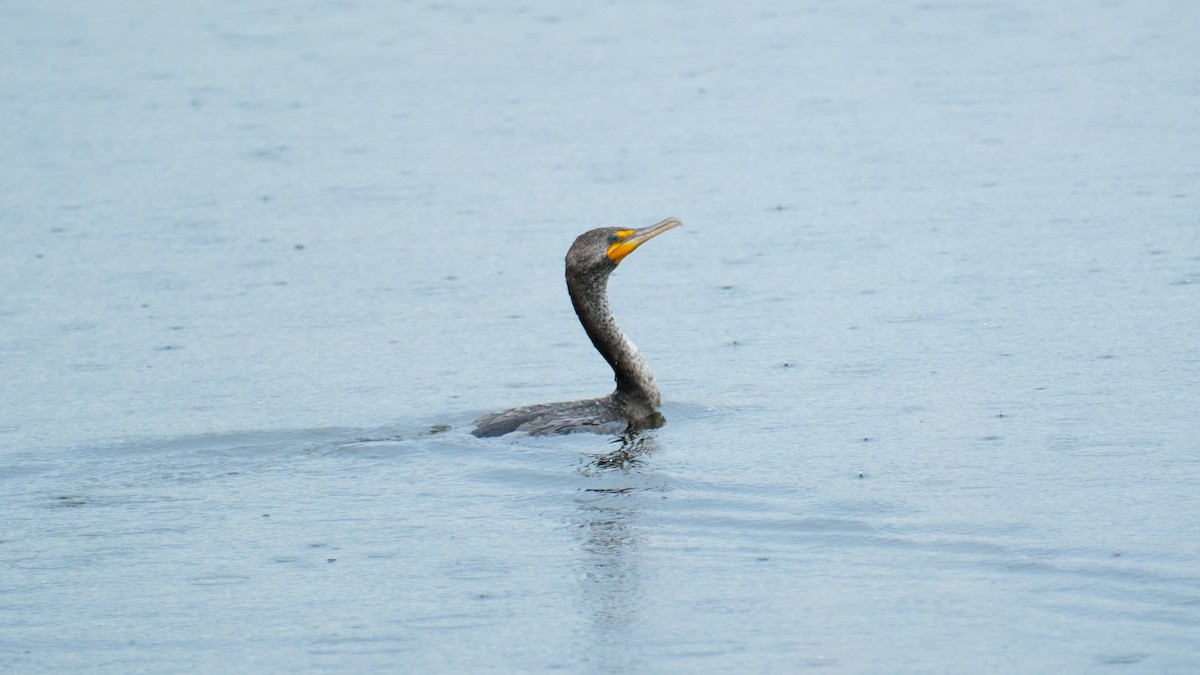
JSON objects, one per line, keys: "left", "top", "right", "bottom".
{"left": 607, "top": 217, "right": 682, "bottom": 264}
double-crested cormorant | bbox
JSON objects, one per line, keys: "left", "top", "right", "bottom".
{"left": 472, "top": 217, "right": 682, "bottom": 437}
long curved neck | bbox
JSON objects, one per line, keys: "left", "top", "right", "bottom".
{"left": 567, "top": 268, "right": 660, "bottom": 414}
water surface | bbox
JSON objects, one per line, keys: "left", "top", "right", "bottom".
{"left": 2, "top": 0, "right": 1198, "bottom": 671}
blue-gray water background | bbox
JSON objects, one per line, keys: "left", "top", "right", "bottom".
{"left": 2, "top": 1, "right": 1198, "bottom": 672}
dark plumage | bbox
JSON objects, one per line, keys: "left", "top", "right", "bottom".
{"left": 472, "top": 217, "right": 681, "bottom": 437}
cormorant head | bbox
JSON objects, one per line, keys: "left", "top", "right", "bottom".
{"left": 566, "top": 217, "right": 682, "bottom": 277}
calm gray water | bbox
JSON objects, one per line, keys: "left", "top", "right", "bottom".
{"left": 3, "top": 0, "right": 1198, "bottom": 672}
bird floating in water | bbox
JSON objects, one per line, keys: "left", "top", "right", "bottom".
{"left": 472, "top": 217, "right": 682, "bottom": 437}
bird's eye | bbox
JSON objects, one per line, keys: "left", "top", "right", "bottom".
{"left": 608, "top": 234, "right": 620, "bottom": 244}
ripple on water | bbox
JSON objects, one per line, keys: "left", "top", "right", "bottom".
{"left": 401, "top": 613, "right": 500, "bottom": 631}
{"left": 308, "top": 634, "right": 417, "bottom": 656}
{"left": 1096, "top": 653, "right": 1150, "bottom": 665}
{"left": 187, "top": 574, "right": 252, "bottom": 587}
{"left": 643, "top": 638, "right": 743, "bottom": 659}
{"left": 444, "top": 557, "right": 514, "bottom": 581}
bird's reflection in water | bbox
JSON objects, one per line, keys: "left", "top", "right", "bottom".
{"left": 573, "top": 431, "right": 661, "bottom": 670}
{"left": 586, "top": 427, "right": 658, "bottom": 473}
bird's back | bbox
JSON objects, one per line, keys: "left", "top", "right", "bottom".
{"left": 471, "top": 397, "right": 628, "bottom": 437}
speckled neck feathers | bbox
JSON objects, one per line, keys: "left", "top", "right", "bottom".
{"left": 566, "top": 260, "right": 660, "bottom": 419}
